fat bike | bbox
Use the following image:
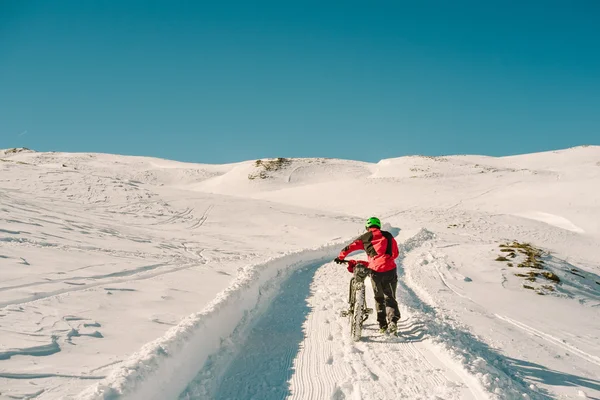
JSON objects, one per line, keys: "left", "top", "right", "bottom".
{"left": 339, "top": 260, "right": 373, "bottom": 341}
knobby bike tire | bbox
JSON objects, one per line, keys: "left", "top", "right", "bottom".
{"left": 351, "top": 284, "right": 365, "bottom": 342}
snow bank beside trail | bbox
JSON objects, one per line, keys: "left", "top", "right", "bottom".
{"left": 514, "top": 211, "right": 585, "bottom": 233}
{"left": 76, "top": 241, "right": 346, "bottom": 400}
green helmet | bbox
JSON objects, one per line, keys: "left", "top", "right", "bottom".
{"left": 365, "top": 217, "right": 381, "bottom": 229}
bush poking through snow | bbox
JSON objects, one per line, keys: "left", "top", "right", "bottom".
{"left": 414, "top": 155, "right": 449, "bottom": 162}
{"left": 247, "top": 171, "right": 269, "bottom": 180}
{"left": 541, "top": 271, "right": 560, "bottom": 283}
{"left": 4, "top": 147, "right": 33, "bottom": 155}
{"left": 248, "top": 158, "right": 292, "bottom": 180}
{"left": 496, "top": 241, "right": 562, "bottom": 295}
{"left": 501, "top": 242, "right": 545, "bottom": 269}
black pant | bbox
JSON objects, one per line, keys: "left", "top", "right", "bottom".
{"left": 370, "top": 268, "right": 401, "bottom": 328}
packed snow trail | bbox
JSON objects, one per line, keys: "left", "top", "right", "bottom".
{"left": 182, "top": 260, "right": 489, "bottom": 400}
{"left": 283, "top": 261, "right": 489, "bottom": 400}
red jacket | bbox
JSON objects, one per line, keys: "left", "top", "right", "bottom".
{"left": 338, "top": 227, "right": 399, "bottom": 273}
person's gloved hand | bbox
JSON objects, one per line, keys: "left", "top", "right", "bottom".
{"left": 334, "top": 257, "right": 344, "bottom": 264}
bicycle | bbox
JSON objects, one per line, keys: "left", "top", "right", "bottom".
{"left": 338, "top": 259, "right": 374, "bottom": 341}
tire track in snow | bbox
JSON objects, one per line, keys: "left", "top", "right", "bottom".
{"left": 291, "top": 283, "right": 355, "bottom": 400}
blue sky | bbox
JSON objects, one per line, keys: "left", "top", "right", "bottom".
{"left": 1, "top": 1, "right": 599, "bottom": 163}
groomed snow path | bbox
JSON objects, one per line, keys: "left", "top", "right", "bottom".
{"left": 182, "top": 259, "right": 489, "bottom": 400}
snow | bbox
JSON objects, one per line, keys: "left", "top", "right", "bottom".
{"left": 513, "top": 211, "right": 585, "bottom": 234}
{"left": 1, "top": 146, "right": 599, "bottom": 399}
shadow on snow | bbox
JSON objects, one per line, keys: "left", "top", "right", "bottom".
{"left": 181, "top": 262, "right": 320, "bottom": 400}
{"left": 396, "top": 260, "right": 600, "bottom": 399}
{"left": 509, "top": 357, "right": 600, "bottom": 398}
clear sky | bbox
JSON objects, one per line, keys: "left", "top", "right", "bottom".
{"left": 1, "top": 1, "right": 599, "bottom": 163}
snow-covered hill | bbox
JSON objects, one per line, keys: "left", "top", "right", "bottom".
{"left": 1, "top": 146, "right": 599, "bottom": 399}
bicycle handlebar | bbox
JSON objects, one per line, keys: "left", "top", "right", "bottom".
{"left": 337, "top": 259, "right": 369, "bottom": 267}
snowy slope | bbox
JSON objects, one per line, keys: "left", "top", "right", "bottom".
{"left": 1, "top": 146, "right": 599, "bottom": 400}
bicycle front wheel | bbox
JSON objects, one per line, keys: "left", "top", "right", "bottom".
{"left": 351, "top": 285, "right": 365, "bottom": 342}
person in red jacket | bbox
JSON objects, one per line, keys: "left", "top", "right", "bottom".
{"left": 335, "top": 217, "right": 401, "bottom": 334}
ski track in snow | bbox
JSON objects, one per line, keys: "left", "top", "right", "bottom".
{"left": 495, "top": 315, "right": 600, "bottom": 368}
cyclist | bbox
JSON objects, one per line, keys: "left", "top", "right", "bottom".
{"left": 335, "top": 217, "right": 401, "bottom": 334}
